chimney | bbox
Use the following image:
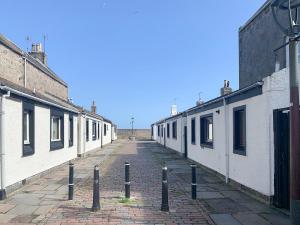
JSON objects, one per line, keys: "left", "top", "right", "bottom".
{"left": 220, "top": 80, "right": 232, "bottom": 96}
{"left": 171, "top": 104, "right": 177, "bottom": 116}
{"left": 91, "top": 101, "right": 97, "bottom": 114}
{"left": 29, "top": 43, "right": 47, "bottom": 65}
{"left": 196, "top": 99, "right": 205, "bottom": 106}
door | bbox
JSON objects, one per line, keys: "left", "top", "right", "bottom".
{"left": 184, "top": 126, "right": 188, "bottom": 158}
{"left": 273, "top": 109, "right": 290, "bottom": 209}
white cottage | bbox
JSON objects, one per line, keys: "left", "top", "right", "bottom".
{"left": 0, "top": 35, "right": 117, "bottom": 200}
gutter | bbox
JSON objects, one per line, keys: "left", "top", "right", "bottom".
{"left": 186, "top": 81, "right": 264, "bottom": 115}
{"left": 0, "top": 85, "right": 78, "bottom": 114}
{"left": 22, "top": 57, "right": 27, "bottom": 88}
{"left": 0, "top": 90, "right": 11, "bottom": 200}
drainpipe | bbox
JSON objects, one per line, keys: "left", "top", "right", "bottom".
{"left": 100, "top": 119, "right": 103, "bottom": 148}
{"left": 223, "top": 97, "right": 230, "bottom": 184}
{"left": 83, "top": 115, "right": 86, "bottom": 157}
{"left": 0, "top": 90, "right": 11, "bottom": 200}
{"left": 23, "top": 57, "right": 27, "bottom": 88}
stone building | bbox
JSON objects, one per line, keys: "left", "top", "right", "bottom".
{"left": 0, "top": 35, "right": 116, "bottom": 200}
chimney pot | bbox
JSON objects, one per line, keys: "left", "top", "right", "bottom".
{"left": 91, "top": 101, "right": 97, "bottom": 114}
{"left": 221, "top": 80, "right": 232, "bottom": 96}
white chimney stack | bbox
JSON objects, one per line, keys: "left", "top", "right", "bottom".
{"left": 171, "top": 104, "right": 177, "bottom": 116}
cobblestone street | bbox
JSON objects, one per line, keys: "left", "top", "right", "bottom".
{"left": 0, "top": 140, "right": 291, "bottom": 225}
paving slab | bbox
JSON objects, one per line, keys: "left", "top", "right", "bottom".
{"left": 197, "top": 191, "right": 225, "bottom": 199}
{"left": 204, "top": 198, "right": 249, "bottom": 214}
{"left": 0, "top": 204, "right": 15, "bottom": 213}
{"left": 233, "top": 212, "right": 270, "bottom": 225}
{"left": 0, "top": 140, "right": 291, "bottom": 225}
{"left": 210, "top": 214, "right": 242, "bottom": 225}
{"left": 260, "top": 213, "right": 290, "bottom": 225}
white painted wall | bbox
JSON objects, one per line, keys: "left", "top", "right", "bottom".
{"left": 165, "top": 117, "right": 183, "bottom": 154}
{"left": 152, "top": 69, "right": 293, "bottom": 197}
{"left": 102, "top": 122, "right": 112, "bottom": 146}
{"left": 77, "top": 115, "right": 102, "bottom": 155}
{"left": 151, "top": 124, "right": 157, "bottom": 141}
{"left": 4, "top": 98, "right": 78, "bottom": 187}
{"left": 112, "top": 126, "right": 118, "bottom": 141}
{"left": 187, "top": 108, "right": 227, "bottom": 177}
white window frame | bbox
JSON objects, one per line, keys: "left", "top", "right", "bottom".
{"left": 24, "top": 111, "right": 30, "bottom": 145}
{"left": 51, "top": 116, "right": 61, "bottom": 141}
{"left": 92, "top": 121, "right": 96, "bottom": 139}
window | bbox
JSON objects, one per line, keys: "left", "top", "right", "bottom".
{"left": 158, "top": 125, "right": 160, "bottom": 137}
{"left": 23, "top": 101, "right": 34, "bottom": 156}
{"left": 151, "top": 126, "right": 153, "bottom": 136}
{"left": 50, "top": 108, "right": 64, "bottom": 150}
{"left": 92, "top": 121, "right": 97, "bottom": 140}
{"left": 104, "top": 123, "right": 107, "bottom": 136}
{"left": 161, "top": 126, "right": 164, "bottom": 137}
{"left": 233, "top": 106, "right": 246, "bottom": 155}
{"left": 69, "top": 115, "right": 74, "bottom": 147}
{"left": 191, "top": 118, "right": 196, "bottom": 145}
{"left": 24, "top": 112, "right": 30, "bottom": 144}
{"left": 51, "top": 116, "right": 61, "bottom": 141}
{"left": 86, "top": 119, "right": 89, "bottom": 141}
{"left": 167, "top": 123, "right": 170, "bottom": 138}
{"left": 172, "top": 121, "right": 177, "bottom": 139}
{"left": 200, "top": 114, "right": 213, "bottom": 148}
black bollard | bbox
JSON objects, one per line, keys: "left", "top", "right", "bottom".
{"left": 191, "top": 164, "right": 197, "bottom": 200}
{"left": 68, "top": 162, "right": 74, "bottom": 200}
{"left": 161, "top": 166, "right": 169, "bottom": 212}
{"left": 125, "top": 162, "right": 130, "bottom": 199}
{"left": 92, "top": 165, "right": 100, "bottom": 212}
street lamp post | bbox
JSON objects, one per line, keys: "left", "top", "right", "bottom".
{"left": 131, "top": 117, "right": 134, "bottom": 136}
{"left": 272, "top": 1, "right": 300, "bottom": 224}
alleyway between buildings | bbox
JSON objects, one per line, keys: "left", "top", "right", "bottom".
{"left": 0, "top": 140, "right": 291, "bottom": 225}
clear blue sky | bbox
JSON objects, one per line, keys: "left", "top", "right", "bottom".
{"left": 1, "top": 0, "right": 265, "bottom": 128}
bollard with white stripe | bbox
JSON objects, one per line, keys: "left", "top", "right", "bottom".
{"left": 68, "top": 162, "right": 74, "bottom": 200}
{"left": 161, "top": 166, "right": 169, "bottom": 212}
{"left": 191, "top": 164, "right": 197, "bottom": 200}
{"left": 125, "top": 162, "right": 130, "bottom": 199}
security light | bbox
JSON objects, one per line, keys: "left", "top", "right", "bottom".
{"left": 271, "top": 0, "right": 300, "bottom": 36}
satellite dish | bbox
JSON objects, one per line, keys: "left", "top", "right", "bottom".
{"left": 271, "top": 0, "right": 300, "bottom": 36}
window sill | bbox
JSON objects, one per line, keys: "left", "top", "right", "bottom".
{"left": 200, "top": 143, "right": 214, "bottom": 149}
{"left": 233, "top": 148, "right": 246, "bottom": 156}
{"left": 50, "top": 141, "right": 64, "bottom": 151}
{"left": 23, "top": 145, "right": 34, "bottom": 157}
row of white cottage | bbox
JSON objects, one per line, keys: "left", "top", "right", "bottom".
{"left": 0, "top": 86, "right": 117, "bottom": 199}
{"left": 152, "top": 69, "right": 298, "bottom": 208}
{"left": 0, "top": 34, "right": 117, "bottom": 200}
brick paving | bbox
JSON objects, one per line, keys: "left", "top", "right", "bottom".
{"left": 0, "top": 140, "right": 291, "bottom": 225}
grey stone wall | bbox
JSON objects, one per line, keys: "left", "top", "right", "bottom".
{"left": 0, "top": 43, "right": 68, "bottom": 100}
{"left": 239, "top": 3, "right": 288, "bottom": 88}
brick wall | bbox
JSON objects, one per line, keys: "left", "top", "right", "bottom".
{"left": 0, "top": 42, "right": 68, "bottom": 100}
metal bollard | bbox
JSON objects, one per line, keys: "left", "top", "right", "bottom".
{"left": 161, "top": 166, "right": 169, "bottom": 212}
{"left": 125, "top": 162, "right": 130, "bottom": 199}
{"left": 68, "top": 162, "right": 74, "bottom": 200}
{"left": 92, "top": 165, "right": 100, "bottom": 212}
{"left": 191, "top": 164, "right": 197, "bottom": 200}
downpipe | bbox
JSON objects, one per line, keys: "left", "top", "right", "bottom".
{"left": 0, "top": 90, "right": 11, "bottom": 200}
{"left": 223, "top": 97, "right": 229, "bottom": 184}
